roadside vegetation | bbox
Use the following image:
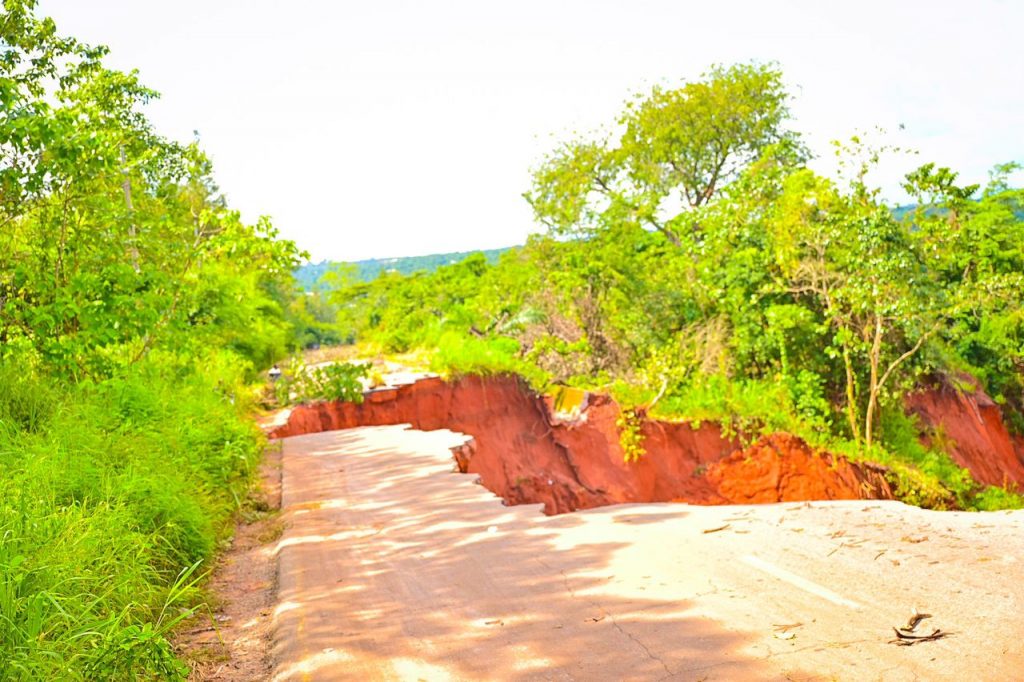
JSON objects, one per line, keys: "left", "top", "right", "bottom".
{"left": 0, "top": 2, "right": 313, "bottom": 677}
{"left": 312, "top": 64, "right": 1024, "bottom": 512}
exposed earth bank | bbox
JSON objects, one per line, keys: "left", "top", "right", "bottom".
{"left": 269, "top": 375, "right": 899, "bottom": 513}
{"left": 269, "top": 374, "right": 1024, "bottom": 513}
{"left": 907, "top": 380, "right": 1024, "bottom": 490}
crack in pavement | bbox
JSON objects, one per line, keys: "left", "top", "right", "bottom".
{"left": 607, "top": 613, "right": 674, "bottom": 679}
{"left": 533, "top": 557, "right": 675, "bottom": 678}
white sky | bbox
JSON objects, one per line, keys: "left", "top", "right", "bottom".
{"left": 38, "top": 0, "right": 1024, "bottom": 261}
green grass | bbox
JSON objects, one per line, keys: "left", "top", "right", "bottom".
{"left": 650, "top": 377, "right": 801, "bottom": 435}
{"left": 429, "top": 332, "right": 550, "bottom": 388}
{"left": 0, "top": 352, "right": 264, "bottom": 680}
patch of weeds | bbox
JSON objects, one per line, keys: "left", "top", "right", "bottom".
{"left": 617, "top": 407, "right": 646, "bottom": 463}
{"left": 256, "top": 518, "right": 286, "bottom": 545}
{"left": 275, "top": 359, "right": 369, "bottom": 405}
{"left": 187, "top": 644, "right": 231, "bottom": 665}
{"left": 430, "top": 332, "right": 550, "bottom": 389}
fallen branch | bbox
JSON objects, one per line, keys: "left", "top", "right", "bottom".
{"left": 889, "top": 627, "right": 949, "bottom": 646}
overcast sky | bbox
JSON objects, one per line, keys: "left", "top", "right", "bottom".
{"left": 38, "top": 0, "right": 1024, "bottom": 262}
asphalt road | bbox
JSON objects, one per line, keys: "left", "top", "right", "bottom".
{"left": 270, "top": 425, "right": 1024, "bottom": 681}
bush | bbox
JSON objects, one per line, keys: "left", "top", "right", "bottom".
{"left": 0, "top": 364, "right": 55, "bottom": 433}
{"left": 652, "top": 374, "right": 825, "bottom": 443}
{"left": 274, "top": 359, "right": 369, "bottom": 405}
{"left": 430, "top": 332, "right": 550, "bottom": 388}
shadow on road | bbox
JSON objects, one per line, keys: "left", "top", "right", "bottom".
{"left": 272, "top": 427, "right": 820, "bottom": 681}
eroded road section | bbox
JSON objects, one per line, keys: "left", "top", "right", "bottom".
{"left": 271, "top": 426, "right": 1023, "bottom": 681}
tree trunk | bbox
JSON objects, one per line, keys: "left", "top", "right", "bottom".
{"left": 864, "top": 314, "right": 884, "bottom": 450}
{"left": 842, "top": 343, "right": 861, "bottom": 447}
{"left": 120, "top": 145, "right": 140, "bottom": 273}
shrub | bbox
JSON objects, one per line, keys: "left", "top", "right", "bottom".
{"left": 430, "top": 332, "right": 550, "bottom": 388}
{"left": 274, "top": 359, "right": 369, "bottom": 405}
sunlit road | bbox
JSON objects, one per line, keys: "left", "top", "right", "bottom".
{"left": 270, "top": 425, "right": 1024, "bottom": 681}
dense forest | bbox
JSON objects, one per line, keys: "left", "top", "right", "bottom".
{"left": 314, "top": 64, "right": 1024, "bottom": 510}
{"left": 296, "top": 247, "right": 511, "bottom": 290}
{"left": 0, "top": 2, "right": 311, "bottom": 677}
{"left": 2, "top": 1, "right": 1023, "bottom": 677}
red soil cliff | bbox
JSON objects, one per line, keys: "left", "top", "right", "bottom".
{"left": 270, "top": 374, "right": 893, "bottom": 513}
{"left": 906, "top": 382, "right": 1024, "bottom": 491}
{"left": 703, "top": 433, "right": 892, "bottom": 504}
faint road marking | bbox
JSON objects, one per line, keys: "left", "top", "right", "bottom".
{"left": 741, "top": 555, "right": 863, "bottom": 610}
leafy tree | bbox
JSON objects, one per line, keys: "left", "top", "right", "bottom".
{"left": 904, "top": 161, "right": 1024, "bottom": 427}
{"left": 1, "top": 11, "right": 307, "bottom": 377}
{"left": 780, "top": 171, "right": 941, "bottom": 449}
{"left": 526, "top": 62, "right": 801, "bottom": 247}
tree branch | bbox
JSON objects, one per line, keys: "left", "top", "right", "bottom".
{"left": 876, "top": 322, "right": 941, "bottom": 392}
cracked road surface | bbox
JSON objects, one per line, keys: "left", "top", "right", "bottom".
{"left": 271, "top": 426, "right": 1024, "bottom": 681}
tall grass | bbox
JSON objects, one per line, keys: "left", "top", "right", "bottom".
{"left": 429, "top": 332, "right": 550, "bottom": 387}
{"left": 0, "top": 351, "right": 263, "bottom": 680}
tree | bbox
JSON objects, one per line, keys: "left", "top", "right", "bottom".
{"left": 526, "top": 62, "right": 801, "bottom": 248}
{"left": 904, "top": 161, "right": 1024, "bottom": 425}
{"left": 0, "top": 1, "right": 307, "bottom": 377}
{"left": 777, "top": 154, "right": 958, "bottom": 451}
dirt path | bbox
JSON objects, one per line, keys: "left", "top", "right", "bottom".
{"left": 271, "top": 425, "right": 1023, "bottom": 681}
{"left": 179, "top": 442, "right": 282, "bottom": 680}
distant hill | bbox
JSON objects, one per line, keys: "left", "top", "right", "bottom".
{"left": 295, "top": 247, "right": 515, "bottom": 290}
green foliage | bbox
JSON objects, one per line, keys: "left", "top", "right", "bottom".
{"left": 328, "top": 249, "right": 538, "bottom": 361}
{"left": 0, "top": 3, "right": 308, "bottom": 378}
{"left": 971, "top": 486, "right": 1024, "bottom": 511}
{"left": 654, "top": 375, "right": 826, "bottom": 443}
{"left": 0, "top": 354, "right": 263, "bottom": 680}
{"left": 274, "top": 359, "right": 369, "bottom": 405}
{"left": 0, "top": 363, "right": 55, "bottom": 432}
{"left": 859, "top": 409, "right": 971, "bottom": 509}
{"left": 526, "top": 62, "right": 800, "bottom": 246}
{"left": 616, "top": 408, "right": 646, "bottom": 463}
{"left": 430, "top": 332, "right": 550, "bottom": 388}
{"left": 308, "top": 362, "right": 369, "bottom": 402}
{"left": 877, "top": 461, "right": 958, "bottom": 510}
{"left": 0, "top": 3, "right": 313, "bottom": 676}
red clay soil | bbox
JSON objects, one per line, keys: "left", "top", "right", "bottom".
{"left": 269, "top": 374, "right": 893, "bottom": 513}
{"left": 702, "top": 433, "right": 892, "bottom": 504}
{"left": 907, "top": 381, "right": 1024, "bottom": 491}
